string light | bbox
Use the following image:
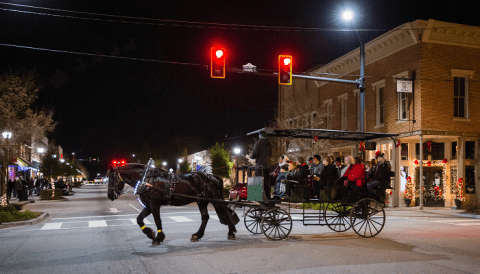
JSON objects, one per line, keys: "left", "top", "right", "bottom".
{"left": 409, "top": 159, "right": 448, "bottom": 201}
{"left": 1, "top": 194, "right": 7, "bottom": 207}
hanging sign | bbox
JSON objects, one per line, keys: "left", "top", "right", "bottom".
{"left": 396, "top": 79, "right": 413, "bottom": 93}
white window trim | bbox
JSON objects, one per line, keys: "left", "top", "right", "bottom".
{"left": 451, "top": 69, "right": 474, "bottom": 120}
{"left": 323, "top": 99, "right": 333, "bottom": 130}
{"left": 372, "top": 79, "right": 386, "bottom": 127}
{"left": 393, "top": 71, "right": 410, "bottom": 121}
{"left": 338, "top": 94, "right": 348, "bottom": 131}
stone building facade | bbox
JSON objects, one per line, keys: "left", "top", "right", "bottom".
{"left": 278, "top": 19, "right": 480, "bottom": 207}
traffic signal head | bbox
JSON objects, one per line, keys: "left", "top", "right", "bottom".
{"left": 211, "top": 47, "right": 225, "bottom": 78}
{"left": 278, "top": 55, "right": 292, "bottom": 85}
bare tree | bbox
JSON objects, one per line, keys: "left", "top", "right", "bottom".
{"left": 270, "top": 99, "right": 332, "bottom": 163}
{"left": 0, "top": 69, "right": 56, "bottom": 206}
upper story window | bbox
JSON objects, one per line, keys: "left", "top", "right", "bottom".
{"left": 454, "top": 77, "right": 466, "bottom": 118}
{"left": 451, "top": 69, "right": 474, "bottom": 120}
{"left": 324, "top": 99, "right": 333, "bottom": 129}
{"left": 338, "top": 93, "right": 348, "bottom": 131}
{"left": 372, "top": 79, "right": 386, "bottom": 127}
{"left": 398, "top": 92, "right": 409, "bottom": 121}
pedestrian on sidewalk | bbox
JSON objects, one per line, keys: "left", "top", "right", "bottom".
{"left": 14, "top": 177, "right": 23, "bottom": 201}
{"left": 7, "top": 179, "right": 14, "bottom": 201}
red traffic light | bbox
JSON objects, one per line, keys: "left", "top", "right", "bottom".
{"left": 278, "top": 55, "right": 292, "bottom": 85}
{"left": 211, "top": 47, "right": 225, "bottom": 79}
{"left": 112, "top": 159, "right": 127, "bottom": 167}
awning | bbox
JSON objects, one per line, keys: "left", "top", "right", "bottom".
{"left": 247, "top": 127, "right": 398, "bottom": 141}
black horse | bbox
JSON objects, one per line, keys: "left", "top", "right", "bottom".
{"left": 107, "top": 164, "right": 239, "bottom": 245}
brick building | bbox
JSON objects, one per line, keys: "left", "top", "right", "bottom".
{"left": 278, "top": 19, "right": 480, "bottom": 207}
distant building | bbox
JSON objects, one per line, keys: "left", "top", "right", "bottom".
{"left": 186, "top": 150, "right": 212, "bottom": 174}
{"left": 279, "top": 19, "right": 480, "bottom": 207}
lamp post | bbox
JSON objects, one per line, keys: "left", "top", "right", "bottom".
{"left": 233, "top": 147, "right": 241, "bottom": 184}
{"left": 2, "top": 131, "right": 12, "bottom": 206}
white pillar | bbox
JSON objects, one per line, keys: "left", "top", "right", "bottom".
{"left": 419, "top": 135, "right": 424, "bottom": 210}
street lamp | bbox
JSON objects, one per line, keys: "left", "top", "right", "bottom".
{"left": 178, "top": 158, "right": 183, "bottom": 163}
{"left": 233, "top": 147, "right": 241, "bottom": 155}
{"left": 162, "top": 161, "right": 167, "bottom": 167}
{"left": 341, "top": 10, "right": 354, "bottom": 22}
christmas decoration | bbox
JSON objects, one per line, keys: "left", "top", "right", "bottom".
{"left": 423, "top": 140, "right": 434, "bottom": 153}
{"left": 404, "top": 176, "right": 415, "bottom": 199}
{"left": 453, "top": 178, "right": 465, "bottom": 201}
{"left": 359, "top": 141, "right": 365, "bottom": 152}
{"left": 396, "top": 140, "right": 401, "bottom": 148}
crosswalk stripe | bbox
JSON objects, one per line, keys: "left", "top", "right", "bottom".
{"left": 88, "top": 220, "right": 107, "bottom": 227}
{"left": 433, "top": 219, "right": 478, "bottom": 223}
{"left": 129, "top": 219, "right": 151, "bottom": 225}
{"left": 455, "top": 222, "right": 480, "bottom": 226}
{"left": 41, "top": 223, "right": 63, "bottom": 230}
{"left": 168, "top": 216, "right": 193, "bottom": 222}
{"left": 210, "top": 216, "right": 219, "bottom": 220}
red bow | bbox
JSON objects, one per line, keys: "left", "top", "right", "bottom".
{"left": 414, "top": 160, "right": 419, "bottom": 165}
{"left": 396, "top": 140, "right": 401, "bottom": 148}
{"left": 442, "top": 159, "right": 448, "bottom": 164}
{"left": 359, "top": 142, "right": 365, "bottom": 152}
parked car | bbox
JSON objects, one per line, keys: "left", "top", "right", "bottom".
{"left": 51, "top": 180, "right": 69, "bottom": 195}
{"left": 94, "top": 177, "right": 105, "bottom": 184}
{"left": 229, "top": 183, "right": 247, "bottom": 201}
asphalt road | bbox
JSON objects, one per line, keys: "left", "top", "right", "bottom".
{"left": 1, "top": 185, "right": 479, "bottom": 274}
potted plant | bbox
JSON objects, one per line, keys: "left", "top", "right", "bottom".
{"left": 453, "top": 178, "right": 465, "bottom": 209}
{"left": 404, "top": 176, "right": 414, "bottom": 206}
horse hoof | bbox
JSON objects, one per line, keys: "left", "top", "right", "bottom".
{"left": 190, "top": 235, "right": 199, "bottom": 242}
{"left": 152, "top": 240, "right": 162, "bottom": 245}
{"left": 227, "top": 235, "right": 236, "bottom": 240}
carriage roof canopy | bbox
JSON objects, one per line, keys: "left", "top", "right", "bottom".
{"left": 247, "top": 127, "right": 398, "bottom": 141}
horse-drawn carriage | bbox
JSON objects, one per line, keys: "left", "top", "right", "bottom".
{"left": 107, "top": 127, "right": 397, "bottom": 245}
{"left": 239, "top": 127, "right": 398, "bottom": 240}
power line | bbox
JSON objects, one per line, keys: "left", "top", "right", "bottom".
{"left": 1, "top": 2, "right": 478, "bottom": 32}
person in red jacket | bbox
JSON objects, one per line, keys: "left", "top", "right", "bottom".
{"left": 335, "top": 156, "right": 366, "bottom": 200}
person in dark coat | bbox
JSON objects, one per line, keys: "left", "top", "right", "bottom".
{"left": 367, "top": 152, "right": 391, "bottom": 192}
{"left": 7, "top": 179, "right": 14, "bottom": 201}
{"left": 250, "top": 131, "right": 272, "bottom": 198}
{"left": 14, "top": 177, "right": 23, "bottom": 201}
{"left": 316, "top": 156, "right": 337, "bottom": 191}
{"left": 333, "top": 157, "right": 345, "bottom": 178}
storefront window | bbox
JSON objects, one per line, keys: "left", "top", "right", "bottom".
{"left": 452, "top": 142, "right": 457, "bottom": 160}
{"left": 431, "top": 142, "right": 444, "bottom": 160}
{"left": 465, "top": 141, "right": 475, "bottom": 159}
{"left": 401, "top": 143, "right": 408, "bottom": 160}
{"left": 465, "top": 165, "right": 475, "bottom": 194}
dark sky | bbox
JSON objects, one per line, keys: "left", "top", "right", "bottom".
{"left": 0, "top": 0, "right": 477, "bottom": 164}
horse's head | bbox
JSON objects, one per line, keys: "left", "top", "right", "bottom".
{"left": 107, "top": 164, "right": 146, "bottom": 201}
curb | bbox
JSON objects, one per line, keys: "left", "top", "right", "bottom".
{"left": 0, "top": 212, "right": 49, "bottom": 229}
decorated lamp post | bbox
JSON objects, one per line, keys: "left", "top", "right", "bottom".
{"left": 2, "top": 131, "right": 12, "bottom": 206}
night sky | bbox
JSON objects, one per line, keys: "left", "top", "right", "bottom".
{"left": 0, "top": 0, "right": 477, "bottom": 164}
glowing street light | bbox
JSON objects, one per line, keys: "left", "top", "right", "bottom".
{"left": 37, "top": 147, "right": 45, "bottom": 154}
{"left": 178, "top": 158, "right": 183, "bottom": 163}
{"left": 342, "top": 9, "right": 354, "bottom": 22}
{"left": 162, "top": 161, "right": 167, "bottom": 166}
{"left": 2, "top": 131, "right": 12, "bottom": 139}
{"left": 233, "top": 147, "right": 241, "bottom": 155}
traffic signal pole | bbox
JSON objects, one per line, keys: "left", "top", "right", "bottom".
{"left": 288, "top": 42, "right": 365, "bottom": 133}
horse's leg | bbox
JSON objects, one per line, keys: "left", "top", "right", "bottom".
{"left": 137, "top": 207, "right": 155, "bottom": 240}
{"left": 212, "top": 203, "right": 237, "bottom": 240}
{"left": 191, "top": 200, "right": 209, "bottom": 242}
{"left": 151, "top": 204, "right": 165, "bottom": 245}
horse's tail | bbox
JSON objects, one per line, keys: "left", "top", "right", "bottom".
{"left": 213, "top": 203, "right": 240, "bottom": 226}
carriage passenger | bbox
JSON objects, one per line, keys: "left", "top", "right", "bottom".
{"left": 334, "top": 156, "right": 366, "bottom": 200}
{"left": 312, "top": 156, "right": 337, "bottom": 198}
{"left": 367, "top": 152, "right": 391, "bottom": 200}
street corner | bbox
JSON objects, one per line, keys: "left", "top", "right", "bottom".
{"left": 0, "top": 212, "right": 49, "bottom": 229}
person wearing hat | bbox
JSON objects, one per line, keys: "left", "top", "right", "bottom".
{"left": 367, "top": 151, "right": 391, "bottom": 198}
{"left": 250, "top": 131, "right": 272, "bottom": 198}
{"left": 333, "top": 157, "right": 345, "bottom": 178}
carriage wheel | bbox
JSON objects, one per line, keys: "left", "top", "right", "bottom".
{"left": 244, "top": 208, "right": 265, "bottom": 234}
{"left": 261, "top": 208, "right": 292, "bottom": 241}
{"left": 323, "top": 202, "right": 352, "bottom": 232}
{"left": 349, "top": 198, "right": 385, "bottom": 238}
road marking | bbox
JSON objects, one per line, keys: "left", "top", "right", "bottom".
{"left": 88, "top": 220, "right": 107, "bottom": 227}
{"left": 433, "top": 219, "right": 478, "bottom": 223}
{"left": 41, "top": 223, "right": 62, "bottom": 230}
{"left": 455, "top": 222, "right": 480, "bottom": 226}
{"left": 127, "top": 202, "right": 141, "bottom": 213}
{"left": 210, "top": 216, "right": 219, "bottom": 220}
{"left": 168, "top": 216, "right": 193, "bottom": 222}
{"left": 52, "top": 214, "right": 138, "bottom": 220}
{"left": 105, "top": 208, "right": 121, "bottom": 213}
{"left": 130, "top": 218, "right": 151, "bottom": 225}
